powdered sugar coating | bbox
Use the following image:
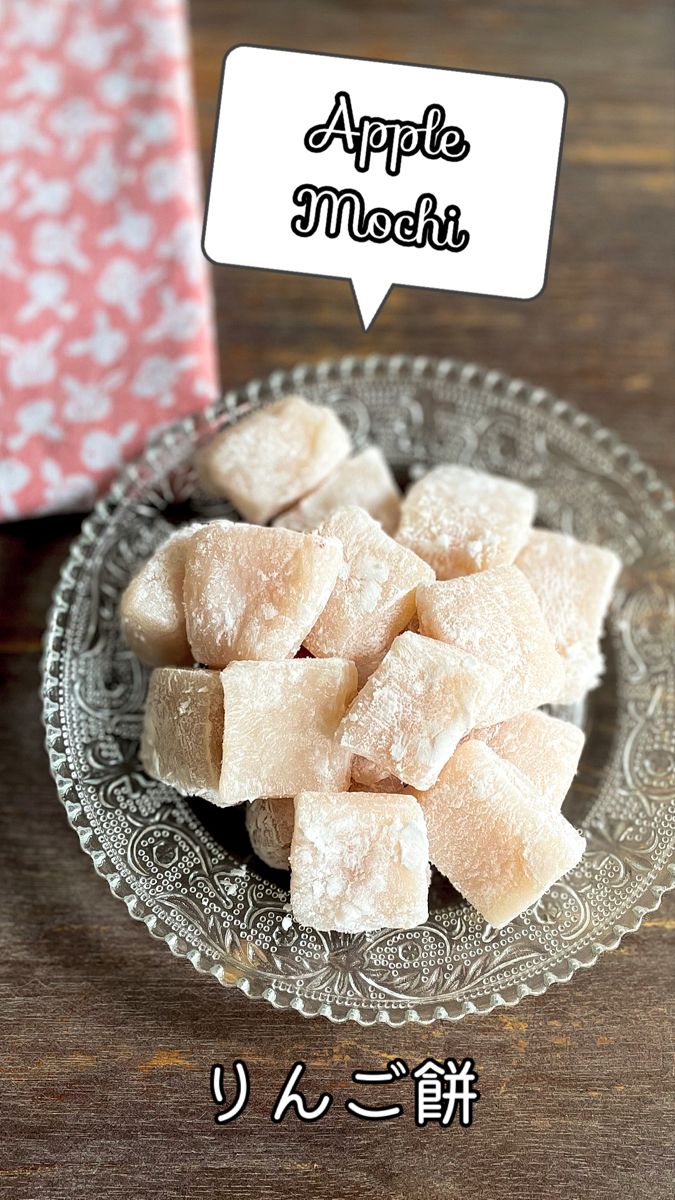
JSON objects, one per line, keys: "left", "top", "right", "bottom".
{"left": 183, "top": 522, "right": 343, "bottom": 667}
{"left": 120, "top": 523, "right": 203, "bottom": 667}
{"left": 516, "top": 529, "right": 621, "bottom": 703}
{"left": 397, "top": 464, "right": 536, "bottom": 579}
{"left": 140, "top": 667, "right": 224, "bottom": 805}
{"left": 304, "top": 507, "right": 434, "bottom": 682}
{"left": 416, "top": 740, "right": 586, "bottom": 928}
{"left": 220, "top": 658, "right": 357, "bottom": 806}
{"left": 351, "top": 754, "right": 408, "bottom": 794}
{"left": 471, "top": 710, "right": 585, "bottom": 809}
{"left": 274, "top": 446, "right": 402, "bottom": 535}
{"left": 337, "top": 630, "right": 501, "bottom": 791}
{"left": 246, "top": 796, "right": 295, "bottom": 871}
{"left": 195, "top": 395, "right": 352, "bottom": 524}
{"left": 417, "top": 565, "right": 564, "bottom": 725}
{"left": 291, "top": 791, "right": 430, "bottom": 932}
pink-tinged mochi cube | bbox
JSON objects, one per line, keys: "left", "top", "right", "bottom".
{"left": 183, "top": 522, "right": 343, "bottom": 668}
{"left": 304, "top": 507, "right": 434, "bottom": 682}
{"left": 415, "top": 740, "right": 586, "bottom": 928}
{"left": 219, "top": 658, "right": 357, "bottom": 806}
{"left": 290, "top": 791, "right": 430, "bottom": 933}
{"left": 274, "top": 446, "right": 402, "bottom": 535}
{"left": 351, "top": 754, "right": 408, "bottom": 794}
{"left": 246, "top": 796, "right": 294, "bottom": 870}
{"left": 397, "top": 464, "right": 536, "bottom": 580}
{"left": 195, "top": 395, "right": 351, "bottom": 524}
{"left": 140, "top": 667, "right": 224, "bottom": 804}
{"left": 516, "top": 530, "right": 621, "bottom": 703}
{"left": 471, "top": 710, "right": 584, "bottom": 809}
{"left": 120, "top": 523, "right": 202, "bottom": 666}
{"left": 337, "top": 631, "right": 501, "bottom": 791}
{"left": 417, "top": 565, "right": 563, "bottom": 725}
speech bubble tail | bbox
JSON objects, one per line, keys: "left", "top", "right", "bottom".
{"left": 351, "top": 277, "right": 391, "bottom": 331}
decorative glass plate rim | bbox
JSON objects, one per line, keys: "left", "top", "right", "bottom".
{"left": 41, "top": 352, "right": 675, "bottom": 1026}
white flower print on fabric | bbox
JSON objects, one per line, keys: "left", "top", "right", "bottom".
{"left": 143, "top": 286, "right": 203, "bottom": 343}
{"left": 0, "top": 329, "right": 61, "bottom": 389}
{"left": 31, "top": 218, "right": 90, "bottom": 271}
{"left": 0, "top": 0, "right": 218, "bottom": 520}
{"left": 0, "top": 101, "right": 52, "bottom": 154}
{"left": 98, "top": 201, "right": 154, "bottom": 251}
{"left": 131, "top": 353, "right": 197, "bottom": 408}
{"left": 39, "top": 458, "right": 95, "bottom": 514}
{"left": 0, "top": 459, "right": 31, "bottom": 520}
{"left": 77, "top": 141, "right": 127, "bottom": 205}
{"left": 65, "top": 22, "right": 128, "bottom": 72}
{"left": 81, "top": 423, "right": 137, "bottom": 472}
{"left": 8, "top": 401, "right": 62, "bottom": 451}
{"left": 67, "top": 311, "right": 127, "bottom": 366}
{"left": 62, "top": 370, "right": 125, "bottom": 423}
{"left": 9, "top": 54, "right": 63, "bottom": 101}
{"left": 5, "top": 3, "right": 67, "bottom": 51}
{"left": 48, "top": 96, "right": 113, "bottom": 159}
{"left": 97, "top": 258, "right": 161, "bottom": 320}
{"left": 19, "top": 170, "right": 71, "bottom": 218}
{"left": 18, "top": 272, "right": 77, "bottom": 323}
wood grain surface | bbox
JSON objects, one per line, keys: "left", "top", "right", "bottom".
{"left": 1, "top": 2, "right": 674, "bottom": 1198}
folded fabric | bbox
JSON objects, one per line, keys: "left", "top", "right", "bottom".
{"left": 0, "top": 0, "right": 218, "bottom": 520}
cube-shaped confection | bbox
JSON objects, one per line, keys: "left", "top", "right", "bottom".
{"left": 397, "top": 464, "right": 536, "bottom": 579}
{"left": 195, "top": 395, "right": 351, "bottom": 524}
{"left": 471, "top": 710, "right": 584, "bottom": 809}
{"left": 351, "top": 754, "right": 407, "bottom": 794}
{"left": 245, "top": 796, "right": 295, "bottom": 870}
{"left": 416, "top": 741, "right": 586, "bottom": 928}
{"left": 184, "top": 522, "right": 342, "bottom": 667}
{"left": 274, "top": 446, "right": 402, "bottom": 535}
{"left": 220, "top": 658, "right": 357, "bottom": 805}
{"left": 337, "top": 631, "right": 501, "bottom": 791}
{"left": 121, "top": 523, "right": 202, "bottom": 667}
{"left": 140, "top": 667, "right": 224, "bottom": 803}
{"left": 304, "top": 507, "right": 434, "bottom": 681}
{"left": 417, "top": 565, "right": 563, "bottom": 725}
{"left": 516, "top": 530, "right": 621, "bottom": 702}
{"left": 290, "top": 791, "right": 430, "bottom": 932}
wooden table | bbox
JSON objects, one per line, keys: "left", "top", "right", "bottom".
{"left": 1, "top": 2, "right": 673, "bottom": 1197}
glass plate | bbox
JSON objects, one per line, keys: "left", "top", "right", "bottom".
{"left": 42, "top": 355, "right": 675, "bottom": 1025}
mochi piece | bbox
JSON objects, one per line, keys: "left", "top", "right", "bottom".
{"left": 471, "top": 710, "right": 585, "bottom": 809}
{"left": 304, "top": 507, "right": 434, "bottom": 681}
{"left": 351, "top": 754, "right": 408, "bottom": 794}
{"left": 195, "top": 395, "right": 351, "bottom": 524}
{"left": 516, "top": 529, "right": 621, "bottom": 703}
{"left": 274, "top": 446, "right": 402, "bottom": 535}
{"left": 246, "top": 796, "right": 294, "bottom": 870}
{"left": 120, "top": 523, "right": 202, "bottom": 667}
{"left": 219, "top": 658, "right": 357, "bottom": 806}
{"left": 184, "top": 522, "right": 343, "bottom": 667}
{"left": 417, "top": 565, "right": 564, "bottom": 725}
{"left": 416, "top": 740, "right": 586, "bottom": 928}
{"left": 140, "top": 667, "right": 224, "bottom": 803}
{"left": 290, "top": 791, "right": 430, "bottom": 932}
{"left": 337, "top": 631, "right": 501, "bottom": 791}
{"left": 397, "top": 464, "right": 536, "bottom": 579}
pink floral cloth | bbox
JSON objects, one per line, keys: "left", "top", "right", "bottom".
{"left": 0, "top": 0, "right": 218, "bottom": 520}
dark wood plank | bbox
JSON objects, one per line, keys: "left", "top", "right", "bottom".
{"left": 1, "top": 1, "right": 673, "bottom": 1197}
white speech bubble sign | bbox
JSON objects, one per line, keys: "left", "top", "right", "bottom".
{"left": 203, "top": 46, "right": 566, "bottom": 330}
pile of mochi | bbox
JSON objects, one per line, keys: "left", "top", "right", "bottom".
{"left": 121, "top": 395, "right": 621, "bottom": 934}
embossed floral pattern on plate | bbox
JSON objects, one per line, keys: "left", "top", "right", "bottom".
{"left": 42, "top": 355, "right": 675, "bottom": 1024}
